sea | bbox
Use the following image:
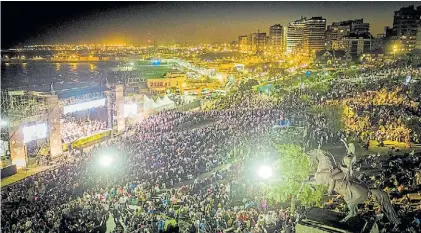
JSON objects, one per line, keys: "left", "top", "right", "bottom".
{"left": 1, "top": 61, "right": 119, "bottom": 92}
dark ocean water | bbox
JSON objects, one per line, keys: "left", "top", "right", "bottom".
{"left": 1, "top": 62, "right": 117, "bottom": 92}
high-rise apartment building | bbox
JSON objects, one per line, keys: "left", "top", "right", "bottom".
{"left": 389, "top": 5, "right": 421, "bottom": 53}
{"left": 251, "top": 31, "right": 268, "bottom": 53}
{"left": 269, "top": 24, "right": 284, "bottom": 53}
{"left": 303, "top": 17, "right": 327, "bottom": 55}
{"left": 287, "top": 17, "right": 306, "bottom": 53}
{"left": 326, "top": 19, "right": 370, "bottom": 50}
{"left": 238, "top": 35, "right": 251, "bottom": 52}
{"left": 342, "top": 33, "right": 372, "bottom": 57}
{"left": 238, "top": 32, "right": 268, "bottom": 53}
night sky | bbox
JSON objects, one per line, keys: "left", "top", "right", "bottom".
{"left": 1, "top": 1, "right": 417, "bottom": 48}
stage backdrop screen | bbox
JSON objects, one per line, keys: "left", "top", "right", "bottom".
{"left": 63, "top": 98, "right": 106, "bottom": 114}
{"left": 23, "top": 123, "right": 47, "bottom": 143}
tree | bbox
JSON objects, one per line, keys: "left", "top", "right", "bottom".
{"left": 263, "top": 144, "right": 326, "bottom": 211}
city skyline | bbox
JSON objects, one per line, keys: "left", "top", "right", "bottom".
{"left": 0, "top": 1, "right": 418, "bottom": 48}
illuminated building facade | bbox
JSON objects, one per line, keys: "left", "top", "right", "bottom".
{"left": 251, "top": 31, "right": 268, "bottom": 53}
{"left": 342, "top": 34, "right": 372, "bottom": 58}
{"left": 146, "top": 71, "right": 187, "bottom": 93}
{"left": 238, "top": 35, "right": 251, "bottom": 52}
{"left": 269, "top": 24, "right": 284, "bottom": 53}
{"left": 303, "top": 17, "right": 327, "bottom": 55}
{"left": 326, "top": 19, "right": 370, "bottom": 50}
{"left": 287, "top": 17, "right": 306, "bottom": 54}
{"left": 389, "top": 5, "right": 421, "bottom": 53}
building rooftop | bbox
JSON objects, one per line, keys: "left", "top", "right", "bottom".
{"left": 316, "top": 50, "right": 347, "bottom": 58}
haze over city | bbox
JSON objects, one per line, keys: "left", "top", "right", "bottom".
{"left": 1, "top": 1, "right": 417, "bottom": 47}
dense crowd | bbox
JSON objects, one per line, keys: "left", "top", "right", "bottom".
{"left": 1, "top": 64, "right": 420, "bottom": 233}
{"left": 327, "top": 67, "right": 421, "bottom": 146}
{"left": 2, "top": 106, "right": 290, "bottom": 233}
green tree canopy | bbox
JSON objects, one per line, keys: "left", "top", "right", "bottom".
{"left": 263, "top": 144, "right": 326, "bottom": 208}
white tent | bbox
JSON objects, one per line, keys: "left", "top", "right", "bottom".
{"left": 155, "top": 97, "right": 164, "bottom": 107}
{"left": 144, "top": 96, "right": 157, "bottom": 109}
{"left": 144, "top": 95, "right": 176, "bottom": 111}
{"left": 162, "top": 95, "right": 175, "bottom": 108}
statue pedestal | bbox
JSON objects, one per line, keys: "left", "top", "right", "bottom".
{"left": 296, "top": 208, "right": 366, "bottom": 233}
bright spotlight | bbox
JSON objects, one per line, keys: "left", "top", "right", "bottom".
{"left": 130, "top": 62, "right": 134, "bottom": 66}
{"left": 99, "top": 155, "right": 113, "bottom": 167}
{"left": 0, "top": 120, "right": 7, "bottom": 127}
{"left": 258, "top": 165, "right": 273, "bottom": 179}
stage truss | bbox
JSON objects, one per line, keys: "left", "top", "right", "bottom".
{"left": 1, "top": 90, "right": 49, "bottom": 127}
{"left": 59, "top": 91, "right": 107, "bottom": 106}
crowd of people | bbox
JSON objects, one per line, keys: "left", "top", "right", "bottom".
{"left": 1, "top": 63, "right": 420, "bottom": 233}
{"left": 2, "top": 105, "right": 292, "bottom": 233}
{"left": 324, "top": 66, "right": 421, "bottom": 146}
{"left": 61, "top": 117, "right": 107, "bottom": 143}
